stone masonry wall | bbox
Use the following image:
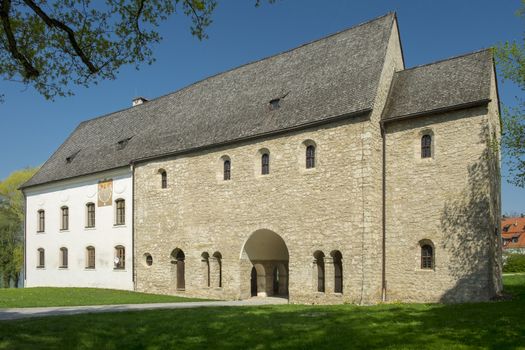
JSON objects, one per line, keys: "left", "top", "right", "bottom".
{"left": 384, "top": 104, "right": 501, "bottom": 302}
{"left": 134, "top": 115, "right": 379, "bottom": 304}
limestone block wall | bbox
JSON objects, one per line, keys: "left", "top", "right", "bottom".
{"left": 361, "top": 17, "right": 405, "bottom": 302}
{"left": 133, "top": 116, "right": 379, "bottom": 304}
{"left": 384, "top": 105, "right": 501, "bottom": 302}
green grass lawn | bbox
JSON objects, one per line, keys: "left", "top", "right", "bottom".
{"left": 0, "top": 275, "right": 524, "bottom": 350}
{"left": 0, "top": 287, "right": 206, "bottom": 308}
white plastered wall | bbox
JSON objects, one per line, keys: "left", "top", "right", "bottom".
{"left": 24, "top": 167, "right": 133, "bottom": 290}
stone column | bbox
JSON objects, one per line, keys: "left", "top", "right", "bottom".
{"left": 210, "top": 256, "right": 221, "bottom": 288}
{"left": 201, "top": 257, "right": 210, "bottom": 288}
{"left": 324, "top": 256, "right": 334, "bottom": 294}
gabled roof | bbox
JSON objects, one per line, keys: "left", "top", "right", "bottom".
{"left": 382, "top": 50, "right": 493, "bottom": 121}
{"left": 22, "top": 13, "right": 396, "bottom": 189}
{"left": 501, "top": 217, "right": 525, "bottom": 249}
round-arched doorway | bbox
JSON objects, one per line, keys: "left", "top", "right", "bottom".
{"left": 241, "top": 229, "right": 289, "bottom": 298}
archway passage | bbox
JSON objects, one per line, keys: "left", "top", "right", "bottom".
{"left": 241, "top": 229, "right": 289, "bottom": 298}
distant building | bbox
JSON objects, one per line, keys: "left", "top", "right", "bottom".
{"left": 21, "top": 13, "right": 502, "bottom": 303}
{"left": 501, "top": 217, "right": 525, "bottom": 255}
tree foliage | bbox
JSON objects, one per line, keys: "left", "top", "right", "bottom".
{"left": 0, "top": 0, "right": 273, "bottom": 101}
{"left": 495, "top": 0, "right": 525, "bottom": 187}
{"left": 0, "top": 167, "right": 38, "bottom": 287}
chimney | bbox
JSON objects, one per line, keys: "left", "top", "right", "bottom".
{"left": 132, "top": 96, "right": 148, "bottom": 106}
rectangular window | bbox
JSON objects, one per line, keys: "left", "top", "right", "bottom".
{"left": 37, "top": 210, "right": 45, "bottom": 232}
{"left": 115, "top": 246, "right": 125, "bottom": 269}
{"left": 86, "top": 248, "right": 95, "bottom": 269}
{"left": 86, "top": 203, "right": 95, "bottom": 228}
{"left": 60, "top": 248, "right": 68, "bottom": 268}
{"left": 116, "top": 200, "right": 125, "bottom": 225}
{"left": 61, "top": 207, "right": 69, "bottom": 230}
{"left": 37, "top": 249, "right": 45, "bottom": 268}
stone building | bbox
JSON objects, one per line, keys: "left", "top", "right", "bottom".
{"left": 22, "top": 13, "right": 502, "bottom": 303}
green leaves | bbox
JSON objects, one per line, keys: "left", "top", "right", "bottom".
{"left": 0, "top": 0, "right": 275, "bottom": 100}
{"left": 0, "top": 167, "right": 38, "bottom": 287}
{"left": 495, "top": 0, "right": 525, "bottom": 188}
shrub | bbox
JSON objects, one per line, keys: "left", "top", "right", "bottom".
{"left": 503, "top": 254, "right": 525, "bottom": 273}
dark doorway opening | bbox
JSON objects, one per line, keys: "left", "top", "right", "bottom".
{"left": 273, "top": 267, "right": 280, "bottom": 295}
{"left": 251, "top": 266, "right": 258, "bottom": 296}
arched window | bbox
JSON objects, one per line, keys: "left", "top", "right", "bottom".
{"left": 306, "top": 145, "right": 316, "bottom": 169}
{"left": 86, "top": 246, "right": 95, "bottom": 269}
{"left": 212, "top": 252, "right": 222, "bottom": 288}
{"left": 37, "top": 210, "right": 45, "bottom": 232}
{"left": 201, "top": 252, "right": 210, "bottom": 287}
{"left": 160, "top": 170, "right": 167, "bottom": 189}
{"left": 115, "top": 199, "right": 125, "bottom": 225}
{"left": 421, "top": 244, "right": 434, "bottom": 269}
{"left": 261, "top": 153, "right": 270, "bottom": 175}
{"left": 86, "top": 203, "right": 95, "bottom": 228}
{"left": 171, "top": 248, "right": 185, "bottom": 290}
{"left": 224, "top": 160, "right": 231, "bottom": 181}
{"left": 331, "top": 250, "right": 343, "bottom": 293}
{"left": 60, "top": 206, "right": 69, "bottom": 230}
{"left": 114, "top": 246, "right": 125, "bottom": 269}
{"left": 60, "top": 247, "right": 68, "bottom": 268}
{"left": 313, "top": 251, "right": 325, "bottom": 293}
{"left": 37, "top": 248, "right": 45, "bottom": 268}
{"left": 421, "top": 134, "right": 432, "bottom": 158}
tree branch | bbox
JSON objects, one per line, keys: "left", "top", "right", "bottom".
{"left": 22, "top": 0, "right": 99, "bottom": 74}
{"left": 0, "top": 0, "right": 40, "bottom": 78}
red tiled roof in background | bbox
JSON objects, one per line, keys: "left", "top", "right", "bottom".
{"left": 501, "top": 217, "right": 525, "bottom": 249}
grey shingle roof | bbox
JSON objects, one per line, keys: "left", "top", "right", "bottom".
{"left": 23, "top": 13, "right": 396, "bottom": 188}
{"left": 382, "top": 49, "right": 493, "bottom": 121}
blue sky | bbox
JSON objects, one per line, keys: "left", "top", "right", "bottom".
{"left": 1, "top": 0, "right": 524, "bottom": 214}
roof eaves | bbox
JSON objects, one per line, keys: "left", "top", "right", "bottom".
{"left": 132, "top": 108, "right": 373, "bottom": 165}
{"left": 382, "top": 99, "right": 491, "bottom": 124}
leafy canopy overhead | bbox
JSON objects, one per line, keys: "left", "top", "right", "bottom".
{"left": 495, "top": 0, "right": 525, "bottom": 188}
{"left": 0, "top": 0, "right": 273, "bottom": 100}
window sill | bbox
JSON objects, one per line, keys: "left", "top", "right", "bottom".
{"left": 113, "top": 268, "right": 126, "bottom": 272}
{"left": 85, "top": 268, "right": 96, "bottom": 271}
{"left": 36, "top": 231, "right": 45, "bottom": 234}
{"left": 300, "top": 167, "right": 319, "bottom": 175}
{"left": 59, "top": 229, "right": 70, "bottom": 233}
{"left": 84, "top": 226, "right": 96, "bottom": 230}
{"left": 36, "top": 267, "right": 45, "bottom": 269}
{"left": 59, "top": 266, "right": 68, "bottom": 270}
{"left": 417, "top": 268, "right": 436, "bottom": 272}
{"left": 113, "top": 224, "right": 126, "bottom": 228}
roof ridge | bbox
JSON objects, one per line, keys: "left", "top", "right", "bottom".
{"left": 396, "top": 48, "right": 492, "bottom": 74}
{"left": 77, "top": 12, "right": 396, "bottom": 126}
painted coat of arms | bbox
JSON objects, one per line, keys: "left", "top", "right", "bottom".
{"left": 98, "top": 179, "right": 113, "bottom": 207}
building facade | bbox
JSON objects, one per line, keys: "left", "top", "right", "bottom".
{"left": 22, "top": 13, "right": 502, "bottom": 303}
{"left": 24, "top": 168, "right": 133, "bottom": 290}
